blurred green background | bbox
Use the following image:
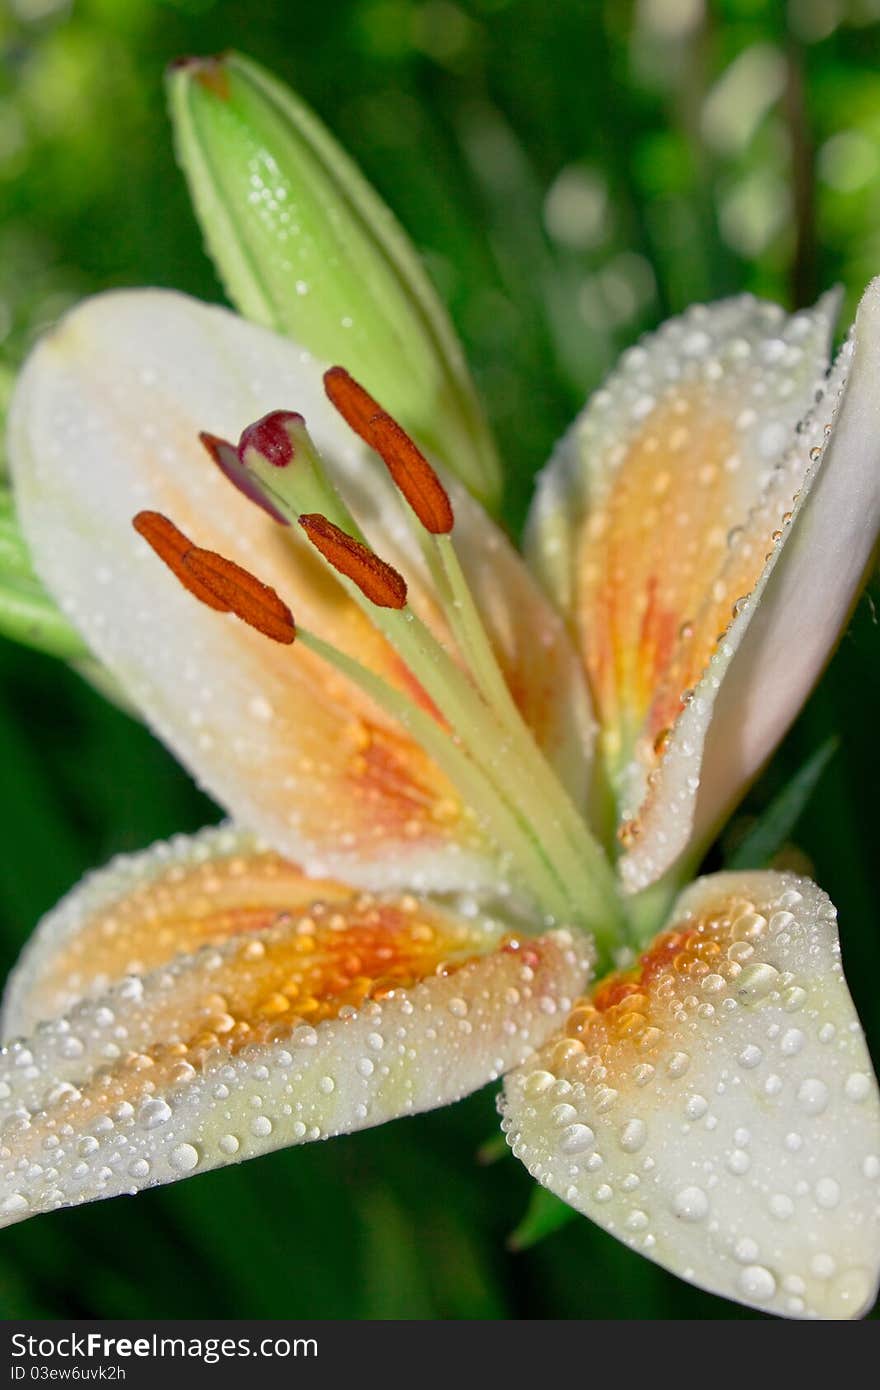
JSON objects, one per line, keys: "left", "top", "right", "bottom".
{"left": 0, "top": 0, "right": 878, "bottom": 1319}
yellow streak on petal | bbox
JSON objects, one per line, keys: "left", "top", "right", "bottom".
{"left": 576, "top": 386, "right": 775, "bottom": 775}
{"left": 22, "top": 849, "right": 354, "bottom": 1024}
{"left": 502, "top": 872, "right": 880, "bottom": 1319}
{"left": 11, "top": 899, "right": 508, "bottom": 1134}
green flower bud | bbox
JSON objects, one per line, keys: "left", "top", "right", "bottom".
{"left": 167, "top": 51, "right": 501, "bottom": 509}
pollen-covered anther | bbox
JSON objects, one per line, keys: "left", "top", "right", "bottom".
{"left": 132, "top": 511, "right": 229, "bottom": 612}
{"left": 298, "top": 512, "right": 408, "bottom": 609}
{"left": 133, "top": 510, "right": 296, "bottom": 644}
{"left": 324, "top": 366, "right": 454, "bottom": 535}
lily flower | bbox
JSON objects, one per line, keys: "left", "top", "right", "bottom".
{"left": 2, "top": 54, "right": 880, "bottom": 1321}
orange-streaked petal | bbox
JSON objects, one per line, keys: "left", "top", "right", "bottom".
{"left": 527, "top": 291, "right": 840, "bottom": 880}
{"left": 8, "top": 290, "right": 490, "bottom": 893}
{"left": 0, "top": 843, "right": 589, "bottom": 1226}
{"left": 694, "top": 278, "right": 880, "bottom": 852}
{"left": 10, "top": 288, "right": 594, "bottom": 888}
{"left": 501, "top": 871, "right": 880, "bottom": 1319}
{"left": 1, "top": 825, "right": 357, "bottom": 1037}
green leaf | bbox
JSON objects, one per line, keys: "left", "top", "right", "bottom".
{"left": 0, "top": 365, "right": 14, "bottom": 481}
{"left": 508, "top": 1183, "right": 577, "bottom": 1252}
{"left": 355, "top": 1187, "right": 439, "bottom": 1318}
{"left": 0, "top": 487, "right": 88, "bottom": 661}
{"left": 476, "top": 1131, "right": 509, "bottom": 1166}
{"left": 726, "top": 737, "right": 839, "bottom": 871}
{"left": 167, "top": 52, "right": 501, "bottom": 509}
{"left": 0, "top": 488, "right": 133, "bottom": 712}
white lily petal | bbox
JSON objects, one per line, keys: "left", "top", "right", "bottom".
{"left": 10, "top": 289, "right": 479, "bottom": 891}
{"left": 695, "top": 278, "right": 880, "bottom": 846}
{"left": 525, "top": 290, "right": 845, "bottom": 885}
{"left": 10, "top": 288, "right": 592, "bottom": 889}
{"left": 0, "top": 828, "right": 591, "bottom": 1226}
{"left": 501, "top": 871, "right": 880, "bottom": 1319}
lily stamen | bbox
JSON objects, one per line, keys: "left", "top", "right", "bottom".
{"left": 133, "top": 510, "right": 296, "bottom": 644}
{"left": 324, "top": 366, "right": 455, "bottom": 535}
{"left": 228, "top": 401, "right": 624, "bottom": 937}
{"left": 140, "top": 406, "right": 621, "bottom": 937}
{"left": 298, "top": 513, "right": 408, "bottom": 610}
{"left": 183, "top": 549, "right": 297, "bottom": 644}
{"left": 132, "top": 511, "right": 229, "bottom": 612}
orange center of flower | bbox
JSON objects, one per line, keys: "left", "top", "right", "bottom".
{"left": 547, "top": 888, "right": 774, "bottom": 1076}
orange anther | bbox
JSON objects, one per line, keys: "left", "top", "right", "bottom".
{"left": 298, "top": 513, "right": 407, "bottom": 609}
{"left": 185, "top": 549, "right": 296, "bottom": 645}
{"left": 324, "top": 367, "right": 454, "bottom": 535}
{"left": 133, "top": 510, "right": 295, "bottom": 644}
{"left": 132, "top": 512, "right": 229, "bottom": 613}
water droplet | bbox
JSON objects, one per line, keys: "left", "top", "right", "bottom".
{"left": 845, "top": 1072, "right": 871, "bottom": 1103}
{"left": 726, "top": 1149, "right": 751, "bottom": 1175}
{"left": 667, "top": 1051, "right": 690, "bottom": 1078}
{"left": 734, "top": 1237, "right": 759, "bottom": 1263}
{"left": 251, "top": 1116, "right": 273, "bottom": 1138}
{"left": 139, "top": 1098, "right": 172, "bottom": 1130}
{"left": 736, "top": 962, "right": 779, "bottom": 1000}
{"left": 731, "top": 911, "right": 767, "bottom": 941}
{"left": 782, "top": 986, "right": 807, "bottom": 1012}
{"left": 780, "top": 1028, "right": 805, "bottom": 1056}
{"left": 797, "top": 1077, "right": 829, "bottom": 1116}
{"left": 169, "top": 1142, "right": 199, "bottom": 1173}
{"left": 685, "top": 1093, "right": 708, "bottom": 1119}
{"left": 619, "top": 1119, "right": 646, "bottom": 1153}
{"left": 738, "top": 1264, "right": 776, "bottom": 1302}
{"left": 769, "top": 1194, "right": 793, "bottom": 1220}
{"left": 815, "top": 1177, "right": 840, "bottom": 1209}
{"left": 525, "top": 1070, "right": 555, "bottom": 1097}
{"left": 672, "top": 1186, "right": 709, "bottom": 1221}
{"left": 738, "top": 1044, "right": 762, "bottom": 1069}
{"left": 218, "top": 1134, "right": 240, "bottom": 1155}
{"left": 559, "top": 1123, "right": 595, "bottom": 1155}
{"left": 1, "top": 1193, "right": 29, "bottom": 1215}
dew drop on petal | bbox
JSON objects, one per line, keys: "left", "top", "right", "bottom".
{"left": 169, "top": 1143, "right": 199, "bottom": 1173}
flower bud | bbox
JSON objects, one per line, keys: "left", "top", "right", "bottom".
{"left": 167, "top": 52, "right": 501, "bottom": 508}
